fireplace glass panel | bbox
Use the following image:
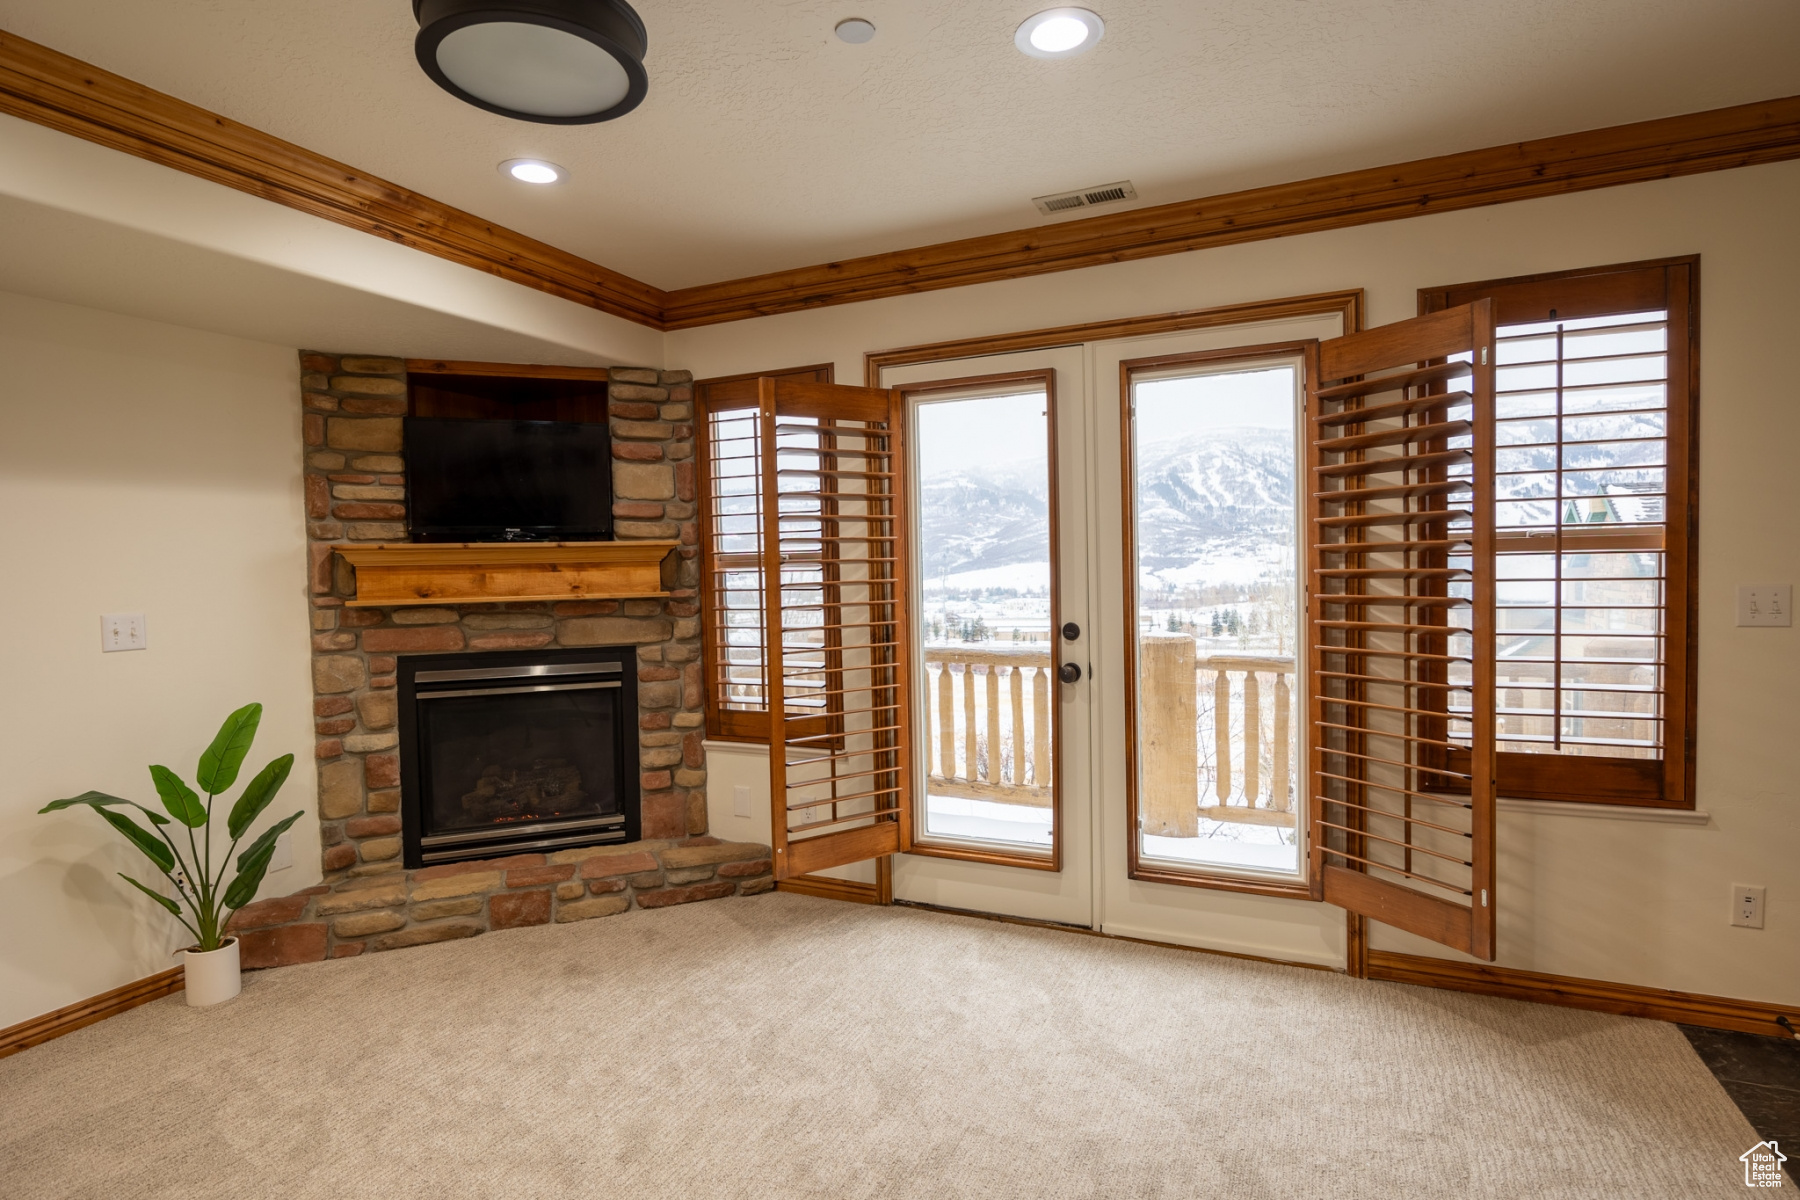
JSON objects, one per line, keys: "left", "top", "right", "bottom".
{"left": 417, "top": 688, "right": 620, "bottom": 835}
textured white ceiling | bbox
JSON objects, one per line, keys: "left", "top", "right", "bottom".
{"left": 1, "top": 1, "right": 1797, "bottom": 290}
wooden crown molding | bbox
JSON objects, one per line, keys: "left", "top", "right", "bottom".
{"left": 863, "top": 289, "right": 1363, "bottom": 382}
{"left": 665, "top": 95, "right": 1800, "bottom": 327}
{"left": 0, "top": 967, "right": 182, "bottom": 1059}
{"left": 1368, "top": 950, "right": 1800, "bottom": 1039}
{"left": 0, "top": 29, "right": 666, "bottom": 328}
{"left": 3, "top": 28, "right": 1797, "bottom": 334}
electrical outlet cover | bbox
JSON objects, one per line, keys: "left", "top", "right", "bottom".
{"left": 1731, "top": 883, "right": 1767, "bottom": 929}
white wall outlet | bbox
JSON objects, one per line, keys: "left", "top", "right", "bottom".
{"left": 1731, "top": 883, "right": 1766, "bottom": 929}
{"left": 732, "top": 784, "right": 752, "bottom": 819}
{"left": 1737, "top": 584, "right": 1792, "bottom": 627}
{"left": 101, "top": 613, "right": 147, "bottom": 652}
{"left": 268, "top": 830, "right": 293, "bottom": 873}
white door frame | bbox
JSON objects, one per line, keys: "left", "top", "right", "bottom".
{"left": 1085, "top": 313, "right": 1348, "bottom": 964}
{"left": 881, "top": 346, "right": 1094, "bottom": 926}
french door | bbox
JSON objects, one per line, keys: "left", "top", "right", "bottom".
{"left": 879, "top": 347, "right": 1094, "bottom": 926}
{"left": 822, "top": 301, "right": 1499, "bottom": 965}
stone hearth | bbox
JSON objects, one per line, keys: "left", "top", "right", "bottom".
{"left": 228, "top": 837, "right": 774, "bottom": 966}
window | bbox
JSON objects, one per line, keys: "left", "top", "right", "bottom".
{"left": 1421, "top": 258, "right": 1697, "bottom": 807}
{"left": 1123, "top": 351, "right": 1307, "bottom": 884}
{"left": 696, "top": 365, "right": 833, "bottom": 741}
{"left": 909, "top": 375, "right": 1060, "bottom": 863}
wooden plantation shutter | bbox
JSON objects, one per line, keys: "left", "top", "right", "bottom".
{"left": 1421, "top": 259, "right": 1696, "bottom": 807}
{"left": 759, "top": 377, "right": 914, "bottom": 880}
{"left": 1306, "top": 302, "right": 1499, "bottom": 960}
{"left": 696, "top": 365, "right": 833, "bottom": 741}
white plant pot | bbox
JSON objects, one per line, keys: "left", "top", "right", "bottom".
{"left": 179, "top": 937, "right": 241, "bottom": 1007}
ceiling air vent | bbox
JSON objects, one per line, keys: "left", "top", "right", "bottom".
{"left": 1032, "top": 179, "right": 1138, "bottom": 216}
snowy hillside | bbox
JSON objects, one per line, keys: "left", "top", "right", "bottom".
{"left": 1132, "top": 427, "right": 1293, "bottom": 573}
{"left": 917, "top": 426, "right": 1295, "bottom": 588}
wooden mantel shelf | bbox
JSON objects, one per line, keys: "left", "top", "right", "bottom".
{"left": 332, "top": 541, "right": 679, "bottom": 607}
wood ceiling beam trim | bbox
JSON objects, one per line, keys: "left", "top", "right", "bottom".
{"left": 660, "top": 95, "right": 1800, "bottom": 329}
{"left": 0, "top": 29, "right": 668, "bottom": 329}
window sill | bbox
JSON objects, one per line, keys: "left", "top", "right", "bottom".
{"left": 1497, "top": 797, "right": 1710, "bottom": 826}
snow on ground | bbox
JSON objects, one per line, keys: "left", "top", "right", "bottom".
{"left": 922, "top": 561, "right": 1052, "bottom": 593}
{"left": 1143, "top": 543, "right": 1293, "bottom": 590}
{"left": 923, "top": 795, "right": 1053, "bottom": 847}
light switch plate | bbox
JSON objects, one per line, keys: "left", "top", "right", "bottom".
{"left": 1737, "top": 585, "right": 1792, "bottom": 627}
{"left": 732, "top": 784, "right": 752, "bottom": 818}
{"left": 268, "top": 831, "right": 293, "bottom": 873}
{"left": 101, "top": 613, "right": 147, "bottom": 652}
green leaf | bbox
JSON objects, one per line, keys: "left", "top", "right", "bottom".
{"left": 223, "top": 844, "right": 274, "bottom": 911}
{"left": 148, "top": 765, "right": 206, "bottom": 828}
{"left": 96, "top": 807, "right": 176, "bottom": 873}
{"left": 237, "top": 809, "right": 304, "bottom": 873}
{"left": 39, "top": 790, "right": 170, "bottom": 824}
{"left": 119, "top": 873, "right": 182, "bottom": 917}
{"left": 196, "top": 703, "right": 262, "bottom": 795}
{"left": 227, "top": 754, "right": 294, "bottom": 840}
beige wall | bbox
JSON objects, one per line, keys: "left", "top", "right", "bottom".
{"left": 0, "top": 290, "right": 318, "bottom": 1028}
{"left": 670, "top": 160, "right": 1800, "bottom": 1005}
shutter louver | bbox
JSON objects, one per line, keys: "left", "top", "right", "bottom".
{"left": 759, "top": 378, "right": 914, "bottom": 880}
{"left": 1306, "top": 302, "right": 1499, "bottom": 960}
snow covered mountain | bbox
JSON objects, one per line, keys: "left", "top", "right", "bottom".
{"left": 918, "top": 426, "right": 1295, "bottom": 585}
{"left": 1132, "top": 427, "right": 1294, "bottom": 572}
{"left": 918, "top": 466, "right": 1049, "bottom": 583}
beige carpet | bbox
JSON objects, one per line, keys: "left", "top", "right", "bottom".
{"left": 0, "top": 892, "right": 1759, "bottom": 1198}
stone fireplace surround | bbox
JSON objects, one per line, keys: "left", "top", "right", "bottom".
{"left": 226, "top": 354, "right": 772, "bottom": 969}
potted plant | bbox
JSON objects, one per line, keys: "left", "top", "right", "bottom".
{"left": 40, "top": 703, "right": 303, "bottom": 1007}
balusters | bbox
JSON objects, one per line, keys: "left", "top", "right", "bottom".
{"left": 962, "top": 663, "right": 977, "bottom": 781}
{"left": 1194, "top": 657, "right": 1295, "bottom": 817}
{"left": 921, "top": 649, "right": 1055, "bottom": 798}
{"left": 1009, "top": 665, "right": 1025, "bottom": 785}
{"left": 937, "top": 663, "right": 955, "bottom": 778}
{"left": 1272, "top": 673, "right": 1291, "bottom": 812}
{"left": 1213, "top": 668, "right": 1232, "bottom": 803}
{"left": 984, "top": 666, "right": 1001, "bottom": 784}
{"left": 1243, "top": 670, "right": 1261, "bottom": 803}
{"left": 1032, "top": 665, "right": 1048, "bottom": 787}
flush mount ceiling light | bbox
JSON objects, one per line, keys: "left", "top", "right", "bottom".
{"left": 1014, "top": 7, "right": 1104, "bottom": 59}
{"left": 834, "top": 18, "right": 876, "bottom": 44}
{"left": 414, "top": 0, "right": 648, "bottom": 124}
{"left": 499, "top": 157, "right": 565, "bottom": 183}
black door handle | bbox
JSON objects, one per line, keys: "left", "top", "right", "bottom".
{"left": 1058, "top": 662, "right": 1082, "bottom": 684}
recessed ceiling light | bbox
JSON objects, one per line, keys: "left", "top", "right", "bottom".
{"left": 500, "top": 158, "right": 566, "bottom": 184}
{"left": 1014, "top": 7, "right": 1104, "bottom": 59}
{"left": 414, "top": 0, "right": 649, "bottom": 125}
{"left": 835, "top": 18, "right": 876, "bottom": 44}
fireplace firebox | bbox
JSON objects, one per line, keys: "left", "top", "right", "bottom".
{"left": 398, "top": 647, "right": 640, "bottom": 868}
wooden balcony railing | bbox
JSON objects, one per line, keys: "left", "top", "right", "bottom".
{"left": 921, "top": 638, "right": 1295, "bottom": 833}
{"left": 923, "top": 645, "right": 1054, "bottom": 806}
{"left": 1140, "top": 633, "right": 1296, "bottom": 834}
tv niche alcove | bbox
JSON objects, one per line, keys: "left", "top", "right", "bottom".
{"left": 329, "top": 363, "right": 683, "bottom": 870}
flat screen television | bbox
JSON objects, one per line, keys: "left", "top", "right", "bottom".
{"left": 404, "top": 416, "right": 612, "bottom": 542}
